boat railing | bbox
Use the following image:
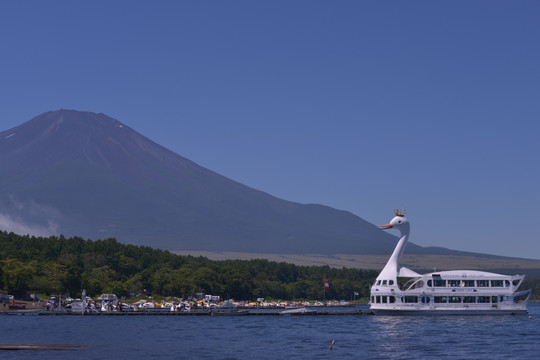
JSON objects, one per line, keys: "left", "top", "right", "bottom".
{"left": 513, "top": 289, "right": 532, "bottom": 304}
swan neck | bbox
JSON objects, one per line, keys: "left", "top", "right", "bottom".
{"left": 376, "top": 230, "right": 410, "bottom": 281}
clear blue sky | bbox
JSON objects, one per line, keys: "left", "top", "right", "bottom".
{"left": 1, "top": 1, "right": 539, "bottom": 259}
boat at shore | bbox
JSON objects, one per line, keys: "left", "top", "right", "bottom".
{"left": 210, "top": 300, "right": 249, "bottom": 316}
{"left": 369, "top": 210, "right": 532, "bottom": 315}
{"left": 280, "top": 307, "right": 317, "bottom": 315}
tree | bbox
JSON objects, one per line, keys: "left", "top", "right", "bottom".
{"left": 2, "top": 259, "right": 37, "bottom": 297}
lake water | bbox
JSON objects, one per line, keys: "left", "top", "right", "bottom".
{"left": 1, "top": 303, "right": 539, "bottom": 359}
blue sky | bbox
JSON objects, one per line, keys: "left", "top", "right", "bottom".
{"left": 1, "top": 1, "right": 539, "bottom": 259}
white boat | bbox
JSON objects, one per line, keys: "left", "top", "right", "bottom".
{"left": 68, "top": 301, "right": 85, "bottom": 313}
{"left": 280, "top": 307, "right": 317, "bottom": 315}
{"left": 369, "top": 210, "right": 532, "bottom": 315}
{"left": 210, "top": 300, "right": 249, "bottom": 316}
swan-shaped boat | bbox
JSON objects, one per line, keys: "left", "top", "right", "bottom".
{"left": 369, "top": 210, "right": 531, "bottom": 315}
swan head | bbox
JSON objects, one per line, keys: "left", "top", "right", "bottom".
{"left": 379, "top": 214, "right": 410, "bottom": 235}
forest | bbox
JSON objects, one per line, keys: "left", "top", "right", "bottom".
{"left": 2, "top": 231, "right": 539, "bottom": 302}
{"left": 0, "top": 231, "right": 378, "bottom": 301}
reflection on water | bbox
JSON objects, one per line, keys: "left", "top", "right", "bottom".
{"left": 369, "top": 316, "right": 410, "bottom": 357}
{"left": 364, "top": 310, "right": 540, "bottom": 360}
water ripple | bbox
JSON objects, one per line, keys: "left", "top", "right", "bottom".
{"left": 0, "top": 304, "right": 539, "bottom": 359}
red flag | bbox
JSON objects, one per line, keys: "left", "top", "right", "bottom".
{"left": 324, "top": 279, "right": 330, "bottom": 290}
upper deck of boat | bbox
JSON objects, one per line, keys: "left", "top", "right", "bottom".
{"left": 419, "top": 270, "right": 521, "bottom": 279}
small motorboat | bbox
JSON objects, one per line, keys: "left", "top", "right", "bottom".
{"left": 210, "top": 300, "right": 249, "bottom": 316}
{"left": 280, "top": 307, "right": 317, "bottom": 315}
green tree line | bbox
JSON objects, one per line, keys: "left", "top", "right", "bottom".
{"left": 0, "top": 231, "right": 377, "bottom": 301}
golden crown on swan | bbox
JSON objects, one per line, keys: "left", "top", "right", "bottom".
{"left": 394, "top": 209, "right": 406, "bottom": 217}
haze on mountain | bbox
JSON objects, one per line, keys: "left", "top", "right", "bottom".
{"left": 0, "top": 110, "right": 483, "bottom": 257}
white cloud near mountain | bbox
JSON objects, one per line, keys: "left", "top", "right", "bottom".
{"left": 0, "top": 196, "right": 61, "bottom": 236}
{"left": 0, "top": 212, "right": 58, "bottom": 236}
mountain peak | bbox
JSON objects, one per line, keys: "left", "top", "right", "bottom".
{"left": 27, "top": 109, "right": 126, "bottom": 132}
{"left": 1, "top": 110, "right": 138, "bottom": 172}
{"left": 2, "top": 109, "right": 125, "bottom": 147}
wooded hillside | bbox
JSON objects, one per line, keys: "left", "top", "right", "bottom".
{"left": 0, "top": 231, "right": 377, "bottom": 301}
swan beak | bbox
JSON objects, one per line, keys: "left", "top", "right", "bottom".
{"left": 379, "top": 224, "right": 393, "bottom": 230}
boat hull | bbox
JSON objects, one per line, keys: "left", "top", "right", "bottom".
{"left": 210, "top": 310, "right": 249, "bottom": 316}
{"left": 371, "top": 308, "right": 528, "bottom": 316}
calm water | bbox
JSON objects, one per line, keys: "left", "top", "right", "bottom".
{"left": 1, "top": 304, "right": 539, "bottom": 359}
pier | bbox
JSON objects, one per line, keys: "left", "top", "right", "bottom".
{"left": 0, "top": 344, "right": 80, "bottom": 350}
{"left": 1, "top": 309, "right": 373, "bottom": 316}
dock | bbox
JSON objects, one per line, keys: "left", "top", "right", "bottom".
{"left": 0, "top": 344, "right": 80, "bottom": 350}
{"left": 1, "top": 309, "right": 373, "bottom": 316}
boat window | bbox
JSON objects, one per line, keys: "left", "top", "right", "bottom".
{"left": 434, "top": 279, "right": 446, "bottom": 287}
{"left": 448, "top": 280, "right": 460, "bottom": 287}
{"left": 421, "top": 296, "right": 430, "bottom": 304}
{"left": 491, "top": 296, "right": 498, "bottom": 303}
{"left": 477, "top": 296, "right": 490, "bottom": 303}
{"left": 427, "top": 280, "right": 432, "bottom": 287}
{"left": 504, "top": 280, "right": 510, "bottom": 287}
{"left": 499, "top": 296, "right": 504, "bottom": 302}
{"left": 398, "top": 278, "right": 416, "bottom": 291}
{"left": 415, "top": 280, "right": 424, "bottom": 289}
{"left": 389, "top": 280, "right": 394, "bottom": 285}
{"left": 371, "top": 296, "right": 375, "bottom": 303}
{"left": 389, "top": 296, "right": 396, "bottom": 303}
{"left": 434, "top": 296, "right": 447, "bottom": 303}
{"left": 376, "top": 280, "right": 381, "bottom": 285}
{"left": 491, "top": 280, "right": 503, "bottom": 287}
{"left": 382, "top": 296, "right": 388, "bottom": 303}
{"left": 512, "top": 279, "right": 520, "bottom": 286}
{"left": 464, "top": 296, "right": 475, "bottom": 304}
{"left": 463, "top": 280, "right": 475, "bottom": 287}
{"left": 402, "top": 296, "right": 418, "bottom": 303}
{"left": 477, "top": 280, "right": 488, "bottom": 287}
{"left": 382, "top": 280, "right": 387, "bottom": 286}
{"left": 449, "top": 296, "right": 461, "bottom": 303}
{"left": 376, "top": 296, "right": 381, "bottom": 303}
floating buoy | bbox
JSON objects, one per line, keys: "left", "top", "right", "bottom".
{"left": 528, "top": 315, "right": 532, "bottom": 319}
{"left": 329, "top": 339, "right": 336, "bottom": 350}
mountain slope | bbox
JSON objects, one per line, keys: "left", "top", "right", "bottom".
{"left": 0, "top": 110, "right": 453, "bottom": 255}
